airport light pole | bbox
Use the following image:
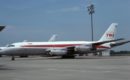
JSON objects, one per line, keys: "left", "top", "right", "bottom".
{"left": 87, "top": 3, "right": 95, "bottom": 41}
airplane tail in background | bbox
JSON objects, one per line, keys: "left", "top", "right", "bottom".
{"left": 48, "top": 34, "right": 57, "bottom": 42}
{"left": 99, "top": 23, "right": 118, "bottom": 42}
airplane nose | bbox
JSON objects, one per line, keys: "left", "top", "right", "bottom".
{"left": 0, "top": 47, "right": 8, "bottom": 55}
{"left": 0, "top": 47, "right": 19, "bottom": 55}
{"left": 0, "top": 48, "right": 11, "bottom": 55}
{"left": 0, "top": 50, "right": 5, "bottom": 55}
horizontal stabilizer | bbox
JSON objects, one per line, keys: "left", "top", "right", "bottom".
{"left": 110, "top": 40, "right": 130, "bottom": 47}
{"left": 94, "top": 38, "right": 124, "bottom": 46}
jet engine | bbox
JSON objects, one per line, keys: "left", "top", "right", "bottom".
{"left": 75, "top": 45, "right": 93, "bottom": 52}
{"left": 48, "top": 48, "right": 67, "bottom": 56}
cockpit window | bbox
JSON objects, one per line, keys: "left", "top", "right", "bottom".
{"left": 7, "top": 45, "right": 15, "bottom": 47}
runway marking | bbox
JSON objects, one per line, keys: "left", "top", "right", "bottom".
{"left": 46, "top": 68, "right": 113, "bottom": 73}
{"left": 47, "top": 68, "right": 57, "bottom": 71}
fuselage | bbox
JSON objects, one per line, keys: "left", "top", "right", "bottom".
{"left": 11, "top": 41, "right": 95, "bottom": 48}
{"left": 0, "top": 40, "right": 110, "bottom": 56}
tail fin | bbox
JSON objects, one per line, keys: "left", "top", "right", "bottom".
{"left": 48, "top": 34, "right": 57, "bottom": 42}
{"left": 99, "top": 23, "right": 118, "bottom": 41}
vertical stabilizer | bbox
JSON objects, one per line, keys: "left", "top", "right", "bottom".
{"left": 99, "top": 23, "right": 118, "bottom": 41}
{"left": 48, "top": 34, "right": 57, "bottom": 42}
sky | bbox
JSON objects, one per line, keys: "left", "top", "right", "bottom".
{"left": 0, "top": 0, "right": 130, "bottom": 51}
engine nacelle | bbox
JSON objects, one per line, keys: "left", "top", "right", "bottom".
{"left": 75, "top": 45, "right": 92, "bottom": 52}
{"left": 48, "top": 49, "right": 67, "bottom": 56}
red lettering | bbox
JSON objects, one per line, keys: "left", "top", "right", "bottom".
{"left": 106, "top": 33, "right": 114, "bottom": 37}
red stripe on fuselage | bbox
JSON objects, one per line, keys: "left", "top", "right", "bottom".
{"left": 21, "top": 44, "right": 110, "bottom": 49}
{"left": 22, "top": 44, "right": 81, "bottom": 48}
{"left": 96, "top": 45, "right": 110, "bottom": 49}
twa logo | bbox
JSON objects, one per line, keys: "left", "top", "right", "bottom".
{"left": 106, "top": 33, "right": 114, "bottom": 38}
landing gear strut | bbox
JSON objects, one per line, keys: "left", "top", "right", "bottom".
{"left": 11, "top": 56, "right": 15, "bottom": 61}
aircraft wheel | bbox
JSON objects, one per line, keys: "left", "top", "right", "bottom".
{"left": 11, "top": 56, "right": 15, "bottom": 61}
{"left": 62, "top": 55, "right": 75, "bottom": 59}
{"left": 93, "top": 53, "right": 98, "bottom": 56}
{"left": 19, "top": 55, "right": 28, "bottom": 58}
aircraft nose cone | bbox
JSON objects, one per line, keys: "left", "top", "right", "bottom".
{"left": 0, "top": 47, "right": 8, "bottom": 55}
{"left": 0, "top": 50, "right": 5, "bottom": 55}
{"left": 0, "top": 48, "right": 11, "bottom": 55}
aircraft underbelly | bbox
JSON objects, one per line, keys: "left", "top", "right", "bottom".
{"left": 1, "top": 48, "right": 47, "bottom": 55}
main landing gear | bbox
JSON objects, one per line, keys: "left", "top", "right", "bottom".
{"left": 11, "top": 56, "right": 15, "bottom": 61}
{"left": 61, "top": 55, "right": 75, "bottom": 59}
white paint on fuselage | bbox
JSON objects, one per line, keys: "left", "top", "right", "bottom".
{"left": 11, "top": 41, "right": 97, "bottom": 48}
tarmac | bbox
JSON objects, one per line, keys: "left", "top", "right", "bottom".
{"left": 0, "top": 56, "right": 130, "bottom": 80}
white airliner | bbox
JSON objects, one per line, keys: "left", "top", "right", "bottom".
{"left": 0, "top": 34, "right": 58, "bottom": 57}
{"left": 0, "top": 23, "right": 129, "bottom": 60}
